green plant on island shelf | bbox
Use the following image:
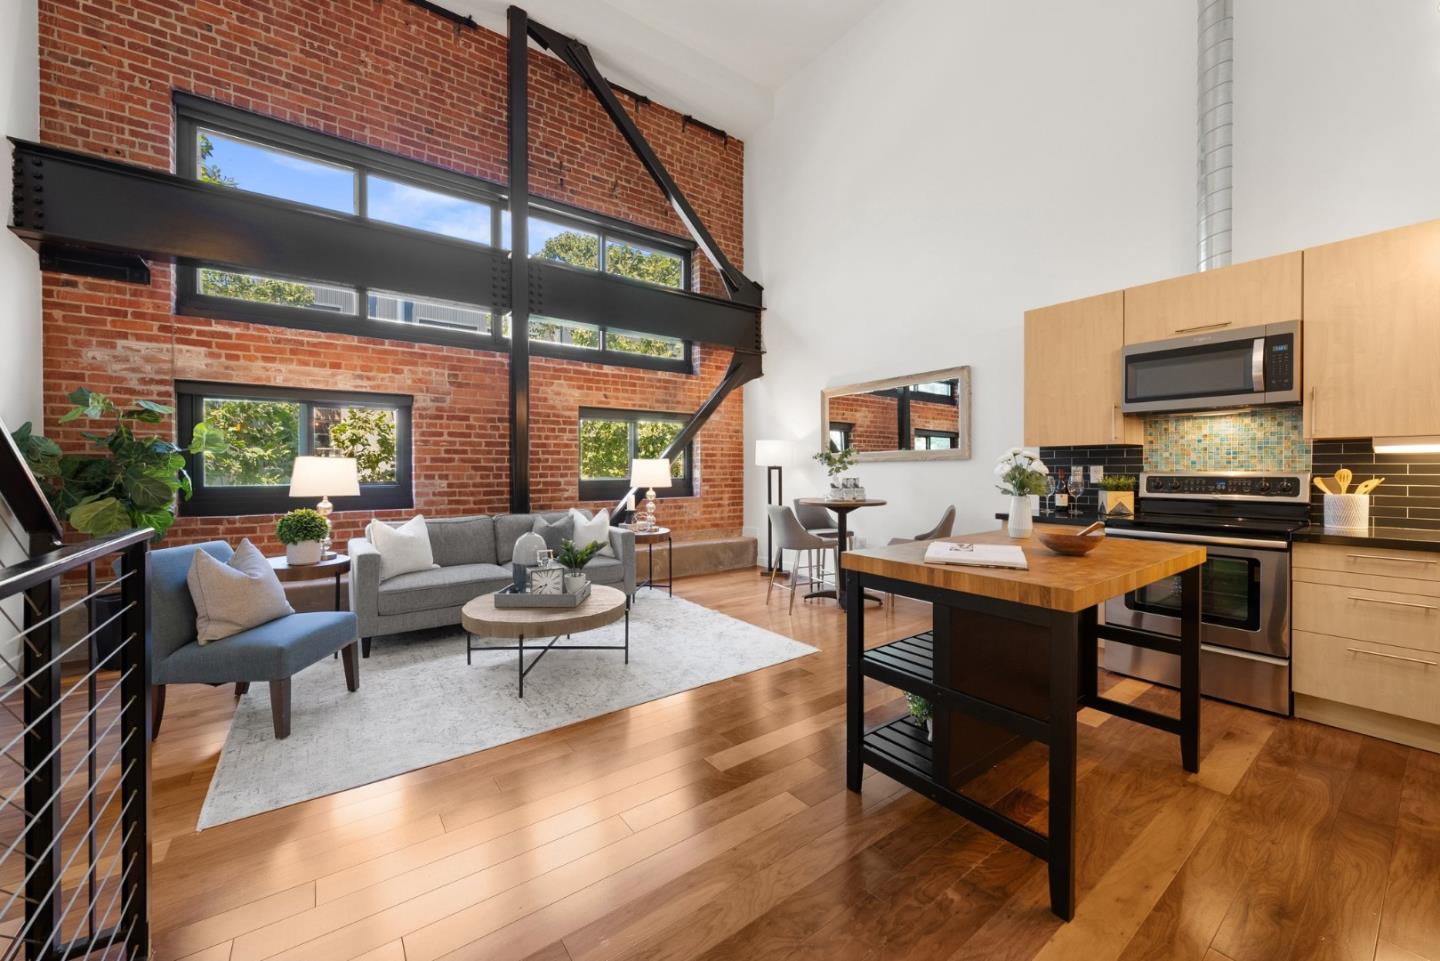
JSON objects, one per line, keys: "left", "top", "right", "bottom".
{"left": 275, "top": 508, "right": 330, "bottom": 546}
{"left": 813, "top": 446, "right": 858, "bottom": 478}
{"left": 906, "top": 693, "right": 932, "bottom": 725}
{"left": 1098, "top": 474, "right": 1138, "bottom": 492}
{"left": 555, "top": 539, "right": 602, "bottom": 571}
{"left": 12, "top": 388, "right": 228, "bottom": 542}
{"left": 994, "top": 447, "right": 1049, "bottom": 497}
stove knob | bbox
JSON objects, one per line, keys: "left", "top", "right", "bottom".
{"left": 1169, "top": 478, "right": 1183, "bottom": 491}
{"left": 1258, "top": 479, "right": 1271, "bottom": 493}
{"left": 1277, "top": 478, "right": 1295, "bottom": 493}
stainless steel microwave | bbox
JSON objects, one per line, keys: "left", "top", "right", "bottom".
{"left": 1120, "top": 321, "right": 1300, "bottom": 414}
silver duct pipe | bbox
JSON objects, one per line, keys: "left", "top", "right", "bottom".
{"left": 1197, "top": 0, "right": 1233, "bottom": 270}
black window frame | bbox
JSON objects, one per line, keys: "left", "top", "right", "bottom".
{"left": 913, "top": 428, "right": 961, "bottom": 450}
{"left": 173, "top": 93, "right": 696, "bottom": 374}
{"left": 578, "top": 407, "right": 695, "bottom": 501}
{"left": 176, "top": 380, "right": 414, "bottom": 516}
{"left": 828, "top": 422, "right": 853, "bottom": 452}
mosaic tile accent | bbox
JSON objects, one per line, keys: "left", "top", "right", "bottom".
{"left": 1143, "top": 407, "right": 1311, "bottom": 472}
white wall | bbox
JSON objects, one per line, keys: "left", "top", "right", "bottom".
{"left": 1233, "top": 0, "right": 1440, "bottom": 261}
{"left": 2, "top": 0, "right": 42, "bottom": 672}
{"left": 743, "top": 0, "right": 1195, "bottom": 552}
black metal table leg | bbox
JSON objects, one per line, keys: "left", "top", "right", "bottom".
{"left": 1047, "top": 609, "right": 1080, "bottom": 921}
{"left": 1180, "top": 564, "right": 1201, "bottom": 773}
{"left": 835, "top": 512, "right": 851, "bottom": 608}
{"left": 846, "top": 569, "right": 864, "bottom": 791}
{"left": 624, "top": 608, "right": 630, "bottom": 663}
{"left": 518, "top": 632, "right": 525, "bottom": 698}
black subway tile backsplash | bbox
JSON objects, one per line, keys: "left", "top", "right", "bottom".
{"left": 1038, "top": 444, "right": 1142, "bottom": 515}
{"left": 1309, "top": 439, "right": 1440, "bottom": 531}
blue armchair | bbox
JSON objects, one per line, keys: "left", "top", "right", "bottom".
{"left": 148, "top": 541, "right": 361, "bottom": 739}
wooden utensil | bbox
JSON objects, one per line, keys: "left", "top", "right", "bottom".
{"left": 1355, "top": 478, "right": 1385, "bottom": 496}
{"left": 1076, "top": 521, "right": 1105, "bottom": 537}
{"left": 1313, "top": 477, "right": 1334, "bottom": 495}
{"left": 1334, "top": 468, "right": 1353, "bottom": 494}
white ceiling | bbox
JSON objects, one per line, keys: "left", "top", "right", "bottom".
{"left": 447, "top": 0, "right": 882, "bottom": 137}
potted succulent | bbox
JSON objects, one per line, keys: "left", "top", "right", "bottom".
{"left": 556, "top": 538, "right": 601, "bottom": 593}
{"left": 1097, "top": 474, "right": 1137, "bottom": 515}
{"left": 813, "top": 446, "right": 859, "bottom": 499}
{"left": 906, "top": 693, "right": 933, "bottom": 741}
{"left": 995, "top": 448, "right": 1049, "bottom": 538}
{"left": 276, "top": 508, "right": 329, "bottom": 565}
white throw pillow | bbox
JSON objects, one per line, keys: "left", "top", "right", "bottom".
{"left": 368, "top": 514, "right": 438, "bottom": 581}
{"left": 187, "top": 539, "right": 295, "bottom": 644}
{"left": 570, "top": 508, "right": 615, "bottom": 557}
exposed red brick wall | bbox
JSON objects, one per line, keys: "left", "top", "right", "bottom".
{"left": 828, "top": 393, "right": 899, "bottom": 452}
{"left": 911, "top": 398, "right": 959, "bottom": 434}
{"left": 36, "top": 0, "right": 745, "bottom": 553}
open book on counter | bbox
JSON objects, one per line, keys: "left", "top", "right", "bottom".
{"left": 922, "top": 541, "right": 1028, "bottom": 570}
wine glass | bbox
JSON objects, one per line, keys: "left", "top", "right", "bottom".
{"left": 1067, "top": 466, "right": 1085, "bottom": 515}
{"left": 1043, "top": 474, "right": 1058, "bottom": 515}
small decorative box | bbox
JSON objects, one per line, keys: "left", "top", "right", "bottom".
{"left": 494, "top": 583, "right": 590, "bottom": 609}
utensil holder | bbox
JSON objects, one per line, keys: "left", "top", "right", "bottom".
{"left": 1324, "top": 493, "right": 1370, "bottom": 531}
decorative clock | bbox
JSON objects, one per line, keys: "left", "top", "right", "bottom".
{"left": 528, "top": 564, "right": 564, "bottom": 595}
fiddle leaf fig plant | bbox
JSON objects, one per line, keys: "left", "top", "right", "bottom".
{"left": 12, "top": 387, "right": 228, "bottom": 542}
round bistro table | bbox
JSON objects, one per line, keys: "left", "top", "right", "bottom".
{"left": 461, "top": 584, "right": 629, "bottom": 697}
{"left": 794, "top": 498, "right": 888, "bottom": 610}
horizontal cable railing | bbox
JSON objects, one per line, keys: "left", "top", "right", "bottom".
{"left": 0, "top": 528, "right": 152, "bottom": 961}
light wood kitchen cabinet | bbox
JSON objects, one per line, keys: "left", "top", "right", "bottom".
{"left": 1292, "top": 542, "right": 1440, "bottom": 752}
{"left": 1303, "top": 219, "right": 1440, "bottom": 439}
{"left": 1122, "top": 251, "right": 1302, "bottom": 346}
{"left": 1023, "top": 291, "right": 1141, "bottom": 447}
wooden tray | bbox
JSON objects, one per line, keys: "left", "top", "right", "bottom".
{"left": 493, "top": 583, "right": 591, "bottom": 609}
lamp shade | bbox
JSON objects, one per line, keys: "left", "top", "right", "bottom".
{"left": 288, "top": 456, "right": 360, "bottom": 498}
{"left": 629, "top": 458, "right": 673, "bottom": 490}
{"left": 754, "top": 439, "right": 790, "bottom": 467}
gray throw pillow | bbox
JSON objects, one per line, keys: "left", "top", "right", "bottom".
{"left": 187, "top": 539, "right": 295, "bottom": 644}
{"left": 531, "top": 515, "right": 574, "bottom": 553}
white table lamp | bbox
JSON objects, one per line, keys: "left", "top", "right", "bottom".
{"left": 289, "top": 456, "right": 360, "bottom": 554}
{"left": 630, "top": 458, "right": 672, "bottom": 527}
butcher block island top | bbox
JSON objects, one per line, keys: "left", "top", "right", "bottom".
{"left": 841, "top": 524, "right": 1206, "bottom": 612}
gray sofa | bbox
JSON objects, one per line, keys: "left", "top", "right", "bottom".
{"left": 348, "top": 511, "right": 635, "bottom": 656}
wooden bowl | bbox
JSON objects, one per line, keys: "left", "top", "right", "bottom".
{"left": 1038, "top": 528, "right": 1105, "bottom": 556}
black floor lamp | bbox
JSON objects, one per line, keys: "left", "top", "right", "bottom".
{"left": 755, "top": 440, "right": 787, "bottom": 574}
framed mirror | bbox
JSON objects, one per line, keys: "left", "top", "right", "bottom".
{"left": 820, "top": 366, "right": 971, "bottom": 462}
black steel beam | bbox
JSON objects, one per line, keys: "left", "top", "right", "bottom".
{"left": 524, "top": 15, "right": 763, "bottom": 308}
{"left": 611, "top": 350, "right": 762, "bottom": 514}
{"left": 508, "top": 6, "right": 532, "bottom": 514}
{"left": 10, "top": 138, "right": 512, "bottom": 311}
{"left": 531, "top": 260, "right": 761, "bottom": 353}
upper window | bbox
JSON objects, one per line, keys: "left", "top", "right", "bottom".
{"left": 913, "top": 429, "right": 959, "bottom": 451}
{"left": 197, "top": 129, "right": 356, "bottom": 213}
{"left": 175, "top": 95, "right": 695, "bottom": 372}
{"left": 579, "top": 408, "right": 693, "bottom": 500}
{"left": 177, "top": 381, "right": 413, "bottom": 516}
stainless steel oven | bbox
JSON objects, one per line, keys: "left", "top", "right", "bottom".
{"left": 1099, "top": 471, "right": 1308, "bottom": 716}
{"left": 1120, "top": 321, "right": 1300, "bottom": 414}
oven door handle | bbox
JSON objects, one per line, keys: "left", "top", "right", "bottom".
{"left": 1106, "top": 528, "right": 1291, "bottom": 550}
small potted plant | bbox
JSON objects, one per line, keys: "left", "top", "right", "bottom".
{"left": 813, "top": 446, "right": 859, "bottom": 499}
{"left": 276, "top": 508, "right": 329, "bottom": 565}
{"left": 995, "top": 448, "right": 1048, "bottom": 538}
{"left": 556, "top": 539, "right": 601, "bottom": 593}
{"left": 1097, "top": 474, "right": 1137, "bottom": 515}
{"left": 906, "top": 693, "right": 933, "bottom": 741}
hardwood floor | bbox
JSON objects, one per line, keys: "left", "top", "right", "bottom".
{"left": 141, "top": 568, "right": 1440, "bottom": 961}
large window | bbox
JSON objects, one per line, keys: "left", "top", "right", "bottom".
{"left": 177, "top": 381, "right": 413, "bottom": 516}
{"left": 578, "top": 408, "right": 693, "bottom": 500}
{"left": 175, "top": 95, "right": 695, "bottom": 373}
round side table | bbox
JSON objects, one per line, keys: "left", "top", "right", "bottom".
{"left": 632, "top": 526, "right": 673, "bottom": 597}
{"left": 267, "top": 552, "right": 350, "bottom": 611}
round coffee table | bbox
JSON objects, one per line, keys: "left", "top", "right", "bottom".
{"left": 461, "top": 584, "right": 629, "bottom": 697}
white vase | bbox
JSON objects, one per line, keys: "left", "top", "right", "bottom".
{"left": 1007, "top": 494, "right": 1034, "bottom": 538}
{"left": 286, "top": 540, "right": 323, "bottom": 565}
{"left": 563, "top": 572, "right": 589, "bottom": 594}
{"left": 926, "top": 718, "right": 934, "bottom": 742}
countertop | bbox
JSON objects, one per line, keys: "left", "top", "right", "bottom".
{"left": 1291, "top": 525, "right": 1440, "bottom": 553}
{"left": 842, "top": 524, "right": 1205, "bottom": 613}
{"left": 994, "top": 511, "right": 1105, "bottom": 528}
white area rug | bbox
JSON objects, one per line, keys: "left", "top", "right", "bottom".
{"left": 196, "top": 595, "right": 816, "bottom": 829}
